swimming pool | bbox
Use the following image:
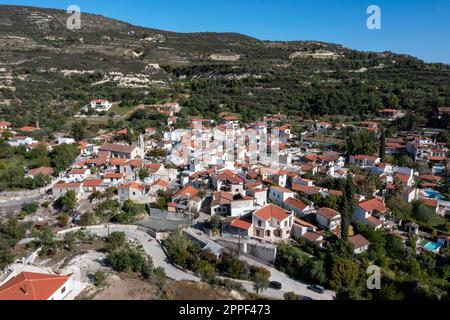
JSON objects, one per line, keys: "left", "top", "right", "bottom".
{"left": 423, "top": 242, "right": 442, "bottom": 252}
{"left": 424, "top": 190, "right": 443, "bottom": 200}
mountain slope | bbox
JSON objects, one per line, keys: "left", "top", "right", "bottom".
{"left": 0, "top": 5, "right": 449, "bottom": 128}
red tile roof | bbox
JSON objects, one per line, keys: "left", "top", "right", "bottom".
{"left": 175, "top": 185, "right": 199, "bottom": 198}
{"left": 271, "top": 186, "right": 295, "bottom": 194}
{"left": 349, "top": 234, "right": 371, "bottom": 249}
{"left": 104, "top": 172, "right": 125, "bottom": 179}
{"left": 284, "top": 197, "right": 309, "bottom": 211}
{"left": 0, "top": 272, "right": 69, "bottom": 300}
{"left": 0, "top": 121, "right": 11, "bottom": 127}
{"left": 19, "top": 126, "right": 39, "bottom": 133}
{"left": 151, "top": 179, "right": 169, "bottom": 188}
{"left": 317, "top": 207, "right": 340, "bottom": 219}
{"left": 54, "top": 182, "right": 82, "bottom": 189}
{"left": 110, "top": 158, "right": 128, "bottom": 166}
{"left": 303, "top": 231, "right": 322, "bottom": 242}
{"left": 294, "top": 217, "right": 316, "bottom": 228}
{"left": 367, "top": 216, "right": 383, "bottom": 227}
{"left": 83, "top": 179, "right": 103, "bottom": 188}
{"left": 145, "top": 163, "right": 162, "bottom": 173}
{"left": 328, "top": 190, "right": 343, "bottom": 197}
{"left": 420, "top": 175, "right": 443, "bottom": 183}
{"left": 231, "top": 218, "right": 252, "bottom": 230}
{"left": 28, "top": 167, "right": 54, "bottom": 177}
{"left": 119, "top": 182, "right": 146, "bottom": 191}
{"left": 254, "top": 204, "right": 291, "bottom": 222}
{"left": 359, "top": 198, "right": 388, "bottom": 214}
{"left": 353, "top": 155, "right": 379, "bottom": 162}
{"left": 69, "top": 169, "right": 88, "bottom": 175}
{"left": 420, "top": 197, "right": 438, "bottom": 208}
{"left": 211, "top": 191, "right": 234, "bottom": 206}
{"left": 292, "top": 184, "right": 323, "bottom": 195}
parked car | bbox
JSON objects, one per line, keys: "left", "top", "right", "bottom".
{"left": 307, "top": 285, "right": 325, "bottom": 294}
{"left": 269, "top": 281, "right": 282, "bottom": 290}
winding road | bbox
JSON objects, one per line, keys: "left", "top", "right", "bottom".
{"left": 60, "top": 225, "right": 334, "bottom": 300}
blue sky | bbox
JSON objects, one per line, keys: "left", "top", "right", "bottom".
{"left": 3, "top": 0, "right": 450, "bottom": 63}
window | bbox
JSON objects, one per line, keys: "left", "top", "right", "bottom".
{"left": 257, "top": 220, "right": 262, "bottom": 227}
{"left": 61, "top": 287, "right": 66, "bottom": 294}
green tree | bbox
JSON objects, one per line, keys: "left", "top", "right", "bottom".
{"left": 105, "top": 232, "right": 126, "bottom": 252}
{"left": 58, "top": 214, "right": 70, "bottom": 228}
{"left": 209, "top": 215, "right": 222, "bottom": 231}
{"left": 51, "top": 144, "right": 79, "bottom": 173}
{"left": 284, "top": 292, "right": 301, "bottom": 300}
{"left": 151, "top": 267, "right": 167, "bottom": 289}
{"left": 252, "top": 267, "right": 271, "bottom": 295}
{"left": 346, "top": 131, "right": 379, "bottom": 156}
{"left": 379, "top": 128, "right": 386, "bottom": 162}
{"left": 163, "top": 229, "right": 196, "bottom": 268}
{"left": 21, "top": 202, "right": 38, "bottom": 215}
{"left": 59, "top": 190, "right": 77, "bottom": 213}
{"left": 330, "top": 258, "right": 359, "bottom": 291}
{"left": 94, "top": 270, "right": 107, "bottom": 287}
{"left": 341, "top": 178, "right": 356, "bottom": 241}
{"left": 71, "top": 121, "right": 87, "bottom": 141}
{"left": 138, "top": 167, "right": 149, "bottom": 180}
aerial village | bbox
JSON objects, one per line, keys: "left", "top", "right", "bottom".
{"left": 0, "top": 100, "right": 449, "bottom": 300}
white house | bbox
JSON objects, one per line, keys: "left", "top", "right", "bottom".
{"left": 0, "top": 271, "right": 77, "bottom": 300}
{"left": 0, "top": 120, "right": 11, "bottom": 130}
{"left": 316, "top": 207, "right": 341, "bottom": 231}
{"left": 252, "top": 204, "right": 294, "bottom": 243}
{"left": 90, "top": 99, "right": 112, "bottom": 112}
{"left": 52, "top": 182, "right": 83, "bottom": 199}
{"left": 118, "top": 182, "right": 149, "bottom": 204}
{"left": 246, "top": 188, "right": 268, "bottom": 207}
{"left": 291, "top": 218, "right": 317, "bottom": 238}
{"left": 68, "top": 168, "right": 90, "bottom": 182}
{"left": 7, "top": 136, "right": 37, "bottom": 147}
{"left": 352, "top": 198, "right": 387, "bottom": 230}
{"left": 269, "top": 186, "right": 296, "bottom": 206}
{"left": 349, "top": 234, "right": 371, "bottom": 254}
{"left": 283, "top": 197, "right": 315, "bottom": 217}
{"left": 58, "top": 137, "right": 76, "bottom": 145}
{"left": 350, "top": 155, "right": 381, "bottom": 168}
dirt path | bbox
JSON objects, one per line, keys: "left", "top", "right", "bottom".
{"left": 94, "top": 274, "right": 159, "bottom": 300}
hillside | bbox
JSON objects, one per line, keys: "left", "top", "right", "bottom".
{"left": 0, "top": 5, "right": 449, "bottom": 128}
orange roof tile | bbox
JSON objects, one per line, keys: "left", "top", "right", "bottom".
{"left": 317, "top": 207, "right": 340, "bottom": 219}
{"left": 83, "top": 179, "right": 103, "bottom": 188}
{"left": 284, "top": 197, "right": 308, "bottom": 211}
{"left": 231, "top": 218, "right": 252, "bottom": 230}
{"left": 254, "top": 204, "right": 290, "bottom": 222}
{"left": 359, "top": 198, "right": 388, "bottom": 213}
{"left": 0, "top": 272, "right": 69, "bottom": 300}
{"left": 175, "top": 185, "right": 199, "bottom": 198}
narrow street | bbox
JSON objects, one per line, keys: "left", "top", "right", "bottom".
{"left": 70, "top": 225, "right": 335, "bottom": 300}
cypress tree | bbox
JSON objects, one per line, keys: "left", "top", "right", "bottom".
{"left": 379, "top": 128, "right": 386, "bottom": 162}
{"left": 341, "top": 177, "right": 356, "bottom": 241}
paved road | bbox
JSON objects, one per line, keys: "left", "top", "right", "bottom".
{"left": 77, "top": 226, "right": 334, "bottom": 300}
{"left": 238, "top": 254, "right": 335, "bottom": 300}
{"left": 84, "top": 226, "right": 200, "bottom": 282}
{"left": 186, "top": 227, "right": 335, "bottom": 300}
